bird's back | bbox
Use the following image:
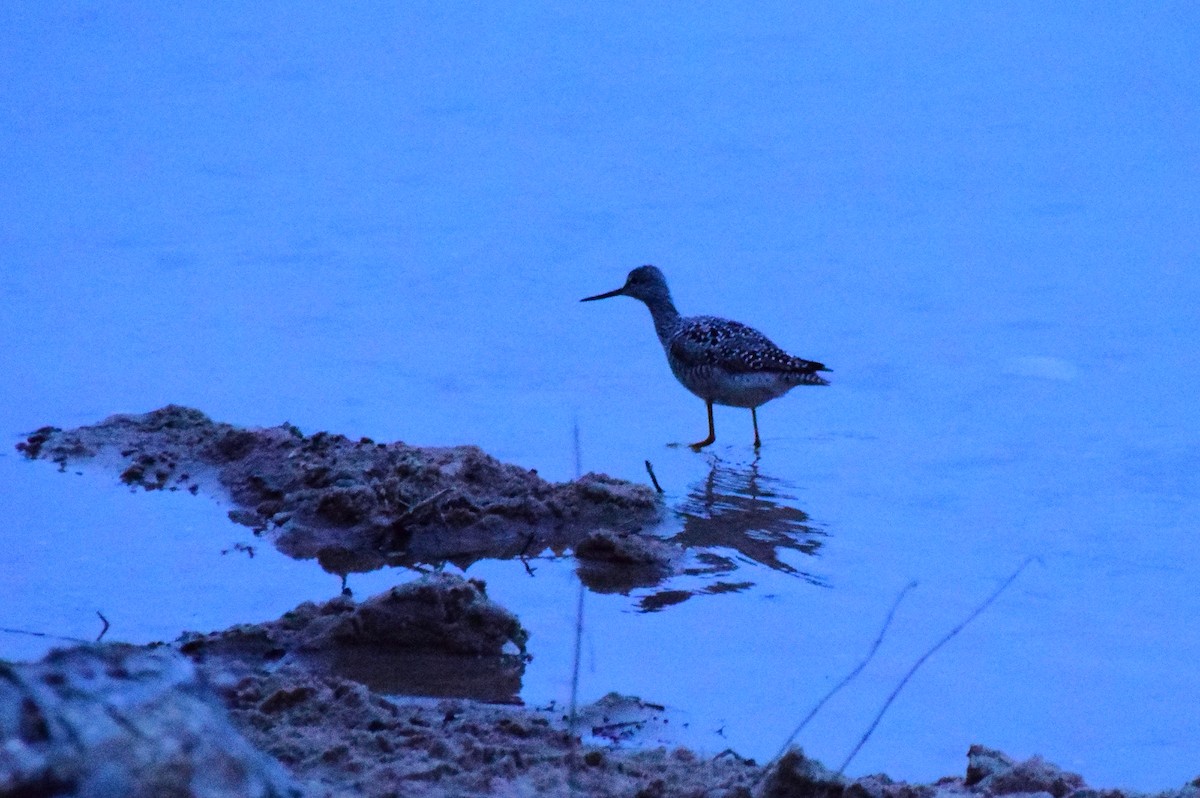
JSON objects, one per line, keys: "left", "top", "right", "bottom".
{"left": 667, "top": 315, "right": 827, "bottom": 376}
{"left": 663, "top": 315, "right": 829, "bottom": 407}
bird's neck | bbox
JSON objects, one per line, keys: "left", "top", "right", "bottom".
{"left": 641, "top": 296, "right": 682, "bottom": 345}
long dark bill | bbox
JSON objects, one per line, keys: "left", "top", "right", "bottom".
{"left": 579, "top": 286, "right": 626, "bottom": 302}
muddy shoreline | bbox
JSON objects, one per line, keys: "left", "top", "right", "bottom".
{"left": 8, "top": 407, "right": 1199, "bottom": 797}
{"left": 8, "top": 602, "right": 1195, "bottom": 798}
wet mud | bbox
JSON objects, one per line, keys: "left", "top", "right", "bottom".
{"left": 6, "top": 631, "right": 1196, "bottom": 797}
{"left": 11, "top": 408, "right": 1199, "bottom": 796}
{"left": 19, "top": 407, "right": 830, "bottom": 610}
{"left": 18, "top": 405, "right": 663, "bottom": 578}
{"left": 177, "top": 573, "right": 530, "bottom": 704}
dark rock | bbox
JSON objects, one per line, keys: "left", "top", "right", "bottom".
{"left": 574, "top": 527, "right": 672, "bottom": 566}
{"left": 574, "top": 528, "right": 676, "bottom": 594}
{"left": 966, "top": 744, "right": 1084, "bottom": 798}
{"left": 966, "top": 744, "right": 1017, "bottom": 785}
{"left": 759, "top": 749, "right": 846, "bottom": 798}
{"left": 15, "top": 426, "right": 60, "bottom": 459}
{"left": 0, "top": 644, "right": 299, "bottom": 797}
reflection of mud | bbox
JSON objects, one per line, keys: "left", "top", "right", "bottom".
{"left": 178, "top": 573, "right": 529, "bottom": 703}
{"left": 638, "top": 580, "right": 758, "bottom": 613}
{"left": 639, "top": 458, "right": 827, "bottom": 611}
{"left": 19, "top": 406, "right": 661, "bottom": 577}
{"left": 312, "top": 648, "right": 522, "bottom": 702}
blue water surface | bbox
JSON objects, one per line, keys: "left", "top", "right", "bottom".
{"left": 2, "top": 3, "right": 1199, "bottom": 789}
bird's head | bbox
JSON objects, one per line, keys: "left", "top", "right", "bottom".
{"left": 581, "top": 265, "right": 672, "bottom": 305}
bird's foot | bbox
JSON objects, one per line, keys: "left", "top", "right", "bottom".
{"left": 688, "top": 435, "right": 716, "bottom": 452}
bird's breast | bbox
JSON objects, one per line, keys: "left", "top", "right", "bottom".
{"left": 668, "top": 361, "right": 798, "bottom": 408}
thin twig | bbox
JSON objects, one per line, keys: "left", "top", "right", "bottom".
{"left": 644, "top": 460, "right": 665, "bottom": 494}
{"left": 567, "top": 579, "right": 586, "bottom": 762}
{"left": 517, "top": 532, "right": 538, "bottom": 576}
{"left": 757, "top": 580, "right": 918, "bottom": 780}
{"left": 0, "top": 627, "right": 87, "bottom": 644}
{"left": 837, "top": 556, "right": 1040, "bottom": 774}
{"left": 568, "top": 419, "right": 585, "bottom": 783}
{"left": 95, "top": 611, "right": 110, "bottom": 642}
{"left": 399, "top": 488, "right": 450, "bottom": 520}
{"left": 572, "top": 419, "right": 583, "bottom": 479}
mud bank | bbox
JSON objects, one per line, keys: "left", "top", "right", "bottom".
{"left": 178, "top": 573, "right": 530, "bottom": 704}
{"left": 17, "top": 407, "right": 829, "bottom": 608}
{"left": 12, "top": 410, "right": 1199, "bottom": 796}
{"left": 6, "top": 630, "right": 1197, "bottom": 797}
{"left": 18, "top": 406, "right": 663, "bottom": 576}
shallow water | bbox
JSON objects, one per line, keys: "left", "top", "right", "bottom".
{"left": 3, "top": 4, "right": 1199, "bottom": 789}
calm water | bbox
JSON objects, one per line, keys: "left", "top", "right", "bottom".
{"left": 2, "top": 4, "right": 1199, "bottom": 789}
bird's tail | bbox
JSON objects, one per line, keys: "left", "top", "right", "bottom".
{"left": 790, "top": 358, "right": 831, "bottom": 385}
{"left": 796, "top": 371, "right": 830, "bottom": 386}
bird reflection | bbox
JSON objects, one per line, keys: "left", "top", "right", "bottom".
{"left": 674, "top": 457, "right": 825, "bottom": 578}
{"left": 638, "top": 457, "right": 826, "bottom": 611}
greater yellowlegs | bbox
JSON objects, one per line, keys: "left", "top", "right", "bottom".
{"left": 582, "top": 265, "right": 830, "bottom": 450}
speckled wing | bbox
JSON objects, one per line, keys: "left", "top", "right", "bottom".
{"left": 668, "top": 316, "right": 829, "bottom": 380}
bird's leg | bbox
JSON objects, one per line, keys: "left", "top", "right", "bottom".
{"left": 689, "top": 401, "right": 716, "bottom": 451}
{"left": 752, "top": 407, "right": 761, "bottom": 449}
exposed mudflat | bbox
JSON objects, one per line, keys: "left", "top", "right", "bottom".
{"left": 9, "top": 408, "right": 1200, "bottom": 797}
{"left": 7, "top": 613, "right": 1197, "bottom": 797}
{"left": 18, "top": 405, "right": 663, "bottom": 577}
{"left": 16, "top": 406, "right": 827, "bottom": 610}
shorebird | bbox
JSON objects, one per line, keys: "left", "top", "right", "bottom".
{"left": 581, "top": 265, "right": 830, "bottom": 451}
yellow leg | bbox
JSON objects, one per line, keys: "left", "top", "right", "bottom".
{"left": 689, "top": 401, "right": 716, "bottom": 451}
{"left": 752, "top": 407, "right": 762, "bottom": 449}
